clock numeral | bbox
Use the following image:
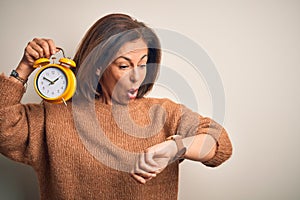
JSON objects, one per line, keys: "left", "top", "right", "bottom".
{"left": 51, "top": 71, "right": 55, "bottom": 75}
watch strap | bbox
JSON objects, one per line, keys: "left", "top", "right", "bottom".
{"left": 10, "top": 69, "right": 27, "bottom": 85}
{"left": 167, "top": 135, "right": 187, "bottom": 160}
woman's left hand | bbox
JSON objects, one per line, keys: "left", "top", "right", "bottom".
{"left": 130, "top": 140, "right": 178, "bottom": 184}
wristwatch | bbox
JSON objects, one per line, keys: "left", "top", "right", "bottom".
{"left": 10, "top": 69, "right": 27, "bottom": 85}
{"left": 166, "top": 135, "right": 187, "bottom": 160}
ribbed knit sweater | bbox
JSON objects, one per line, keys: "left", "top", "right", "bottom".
{"left": 0, "top": 74, "right": 232, "bottom": 200}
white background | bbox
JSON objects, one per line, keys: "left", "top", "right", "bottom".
{"left": 0, "top": 0, "right": 299, "bottom": 199}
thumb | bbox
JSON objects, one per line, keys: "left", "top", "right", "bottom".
{"left": 144, "top": 148, "right": 159, "bottom": 168}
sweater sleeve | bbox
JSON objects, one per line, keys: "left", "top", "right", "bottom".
{"left": 175, "top": 104, "right": 232, "bottom": 167}
{"left": 0, "top": 74, "right": 45, "bottom": 166}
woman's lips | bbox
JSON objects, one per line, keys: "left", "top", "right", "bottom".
{"left": 127, "top": 88, "right": 138, "bottom": 99}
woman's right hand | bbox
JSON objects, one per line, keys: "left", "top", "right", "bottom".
{"left": 15, "top": 38, "right": 58, "bottom": 80}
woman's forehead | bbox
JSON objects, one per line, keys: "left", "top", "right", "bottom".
{"left": 117, "top": 39, "right": 148, "bottom": 57}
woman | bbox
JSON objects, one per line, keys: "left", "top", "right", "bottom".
{"left": 0, "top": 13, "right": 232, "bottom": 199}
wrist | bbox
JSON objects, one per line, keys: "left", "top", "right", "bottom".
{"left": 16, "top": 61, "right": 35, "bottom": 79}
{"left": 166, "top": 135, "right": 187, "bottom": 161}
{"left": 10, "top": 69, "right": 28, "bottom": 86}
{"left": 165, "top": 140, "right": 178, "bottom": 158}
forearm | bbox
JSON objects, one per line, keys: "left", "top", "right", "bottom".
{"left": 182, "top": 125, "right": 232, "bottom": 167}
{"left": 0, "top": 74, "right": 47, "bottom": 164}
{"left": 182, "top": 134, "right": 217, "bottom": 162}
{"left": 9, "top": 61, "right": 35, "bottom": 81}
{"left": 0, "top": 75, "right": 27, "bottom": 156}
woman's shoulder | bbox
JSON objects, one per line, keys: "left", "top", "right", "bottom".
{"left": 136, "top": 97, "right": 183, "bottom": 113}
{"left": 138, "top": 97, "right": 180, "bottom": 106}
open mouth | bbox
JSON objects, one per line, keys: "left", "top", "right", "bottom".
{"left": 127, "top": 88, "right": 138, "bottom": 99}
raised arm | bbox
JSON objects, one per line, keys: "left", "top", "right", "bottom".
{"left": 0, "top": 38, "right": 57, "bottom": 164}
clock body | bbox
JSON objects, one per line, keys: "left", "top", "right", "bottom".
{"left": 34, "top": 63, "right": 76, "bottom": 104}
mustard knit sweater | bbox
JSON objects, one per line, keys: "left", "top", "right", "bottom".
{"left": 0, "top": 74, "right": 232, "bottom": 200}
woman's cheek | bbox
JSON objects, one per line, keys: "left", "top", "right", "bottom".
{"left": 138, "top": 68, "right": 147, "bottom": 82}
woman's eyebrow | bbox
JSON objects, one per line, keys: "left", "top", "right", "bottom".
{"left": 140, "top": 54, "right": 148, "bottom": 61}
{"left": 116, "top": 54, "right": 148, "bottom": 63}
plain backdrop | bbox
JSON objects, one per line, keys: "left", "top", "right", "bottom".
{"left": 0, "top": 0, "right": 300, "bottom": 199}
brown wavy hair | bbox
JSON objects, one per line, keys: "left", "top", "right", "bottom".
{"left": 73, "top": 13, "right": 161, "bottom": 101}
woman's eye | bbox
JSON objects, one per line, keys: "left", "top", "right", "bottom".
{"left": 119, "top": 65, "right": 129, "bottom": 69}
{"left": 139, "top": 64, "right": 147, "bottom": 68}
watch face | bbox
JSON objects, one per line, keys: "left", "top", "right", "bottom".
{"left": 36, "top": 67, "right": 68, "bottom": 98}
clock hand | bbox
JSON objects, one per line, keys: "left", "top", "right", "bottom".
{"left": 43, "top": 77, "right": 55, "bottom": 85}
{"left": 54, "top": 78, "right": 59, "bottom": 82}
{"left": 52, "top": 76, "right": 60, "bottom": 83}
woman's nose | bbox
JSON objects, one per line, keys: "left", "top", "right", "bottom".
{"left": 129, "top": 68, "right": 139, "bottom": 83}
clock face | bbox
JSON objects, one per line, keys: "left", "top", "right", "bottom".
{"left": 36, "top": 67, "right": 68, "bottom": 98}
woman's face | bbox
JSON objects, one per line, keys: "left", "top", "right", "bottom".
{"left": 100, "top": 39, "right": 148, "bottom": 104}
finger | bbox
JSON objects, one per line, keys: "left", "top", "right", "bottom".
{"left": 155, "top": 168, "right": 164, "bottom": 174}
{"left": 138, "top": 153, "right": 158, "bottom": 174}
{"left": 28, "top": 40, "right": 44, "bottom": 58}
{"left": 45, "top": 39, "right": 57, "bottom": 55}
{"left": 130, "top": 171, "right": 146, "bottom": 184}
{"left": 24, "top": 44, "right": 40, "bottom": 62}
{"left": 131, "top": 171, "right": 154, "bottom": 181}
{"left": 134, "top": 154, "right": 157, "bottom": 179}
{"left": 33, "top": 38, "right": 52, "bottom": 58}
